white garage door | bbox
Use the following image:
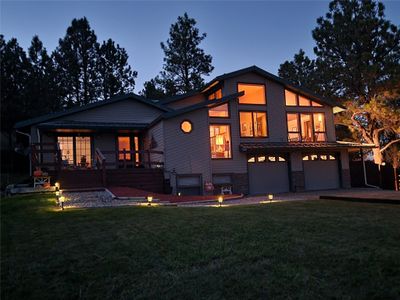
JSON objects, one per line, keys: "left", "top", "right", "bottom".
{"left": 303, "top": 154, "right": 340, "bottom": 190}
{"left": 248, "top": 154, "right": 290, "bottom": 195}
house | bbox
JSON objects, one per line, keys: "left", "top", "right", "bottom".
{"left": 15, "top": 66, "right": 369, "bottom": 195}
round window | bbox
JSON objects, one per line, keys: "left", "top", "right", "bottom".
{"left": 181, "top": 120, "right": 193, "bottom": 133}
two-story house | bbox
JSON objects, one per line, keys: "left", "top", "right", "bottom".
{"left": 15, "top": 66, "right": 364, "bottom": 195}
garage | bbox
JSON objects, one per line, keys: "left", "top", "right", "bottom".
{"left": 303, "top": 153, "right": 340, "bottom": 190}
{"left": 248, "top": 154, "right": 290, "bottom": 194}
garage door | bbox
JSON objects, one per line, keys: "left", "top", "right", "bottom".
{"left": 303, "top": 154, "right": 340, "bottom": 190}
{"left": 248, "top": 154, "right": 290, "bottom": 194}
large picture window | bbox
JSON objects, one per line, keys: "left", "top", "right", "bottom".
{"left": 238, "top": 83, "right": 266, "bottom": 105}
{"left": 58, "top": 136, "right": 92, "bottom": 167}
{"left": 209, "top": 124, "right": 231, "bottom": 159}
{"left": 240, "top": 111, "right": 268, "bottom": 137}
{"left": 208, "top": 89, "right": 222, "bottom": 100}
{"left": 286, "top": 113, "right": 326, "bottom": 142}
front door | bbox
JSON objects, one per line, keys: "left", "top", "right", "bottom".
{"left": 117, "top": 135, "right": 140, "bottom": 167}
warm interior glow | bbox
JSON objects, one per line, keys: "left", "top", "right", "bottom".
{"left": 118, "top": 136, "right": 131, "bottom": 160}
{"left": 58, "top": 136, "right": 91, "bottom": 167}
{"left": 312, "top": 101, "right": 323, "bottom": 107}
{"left": 208, "top": 89, "right": 222, "bottom": 100}
{"left": 134, "top": 136, "right": 139, "bottom": 165}
{"left": 209, "top": 103, "right": 229, "bottom": 117}
{"left": 299, "top": 96, "right": 311, "bottom": 106}
{"left": 287, "top": 113, "right": 300, "bottom": 142}
{"left": 238, "top": 83, "right": 266, "bottom": 104}
{"left": 313, "top": 113, "right": 326, "bottom": 141}
{"left": 300, "top": 114, "right": 313, "bottom": 142}
{"left": 240, "top": 111, "right": 267, "bottom": 137}
{"left": 285, "top": 89, "right": 297, "bottom": 106}
{"left": 181, "top": 121, "right": 193, "bottom": 133}
{"left": 210, "top": 125, "right": 231, "bottom": 159}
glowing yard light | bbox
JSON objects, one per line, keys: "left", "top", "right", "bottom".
{"left": 147, "top": 195, "right": 153, "bottom": 206}
{"left": 55, "top": 182, "right": 60, "bottom": 190}
{"left": 59, "top": 196, "right": 65, "bottom": 210}
{"left": 268, "top": 194, "right": 273, "bottom": 203}
{"left": 178, "top": 192, "right": 181, "bottom": 196}
{"left": 218, "top": 195, "right": 223, "bottom": 207}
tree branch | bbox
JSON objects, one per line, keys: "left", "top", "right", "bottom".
{"left": 380, "top": 139, "right": 400, "bottom": 153}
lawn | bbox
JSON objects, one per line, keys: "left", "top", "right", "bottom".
{"left": 1, "top": 194, "right": 400, "bottom": 299}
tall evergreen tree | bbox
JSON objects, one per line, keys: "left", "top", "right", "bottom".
{"left": 27, "top": 35, "right": 62, "bottom": 114}
{"left": 97, "top": 39, "right": 137, "bottom": 100}
{"left": 279, "top": 0, "right": 400, "bottom": 164}
{"left": 0, "top": 35, "right": 31, "bottom": 138}
{"left": 142, "top": 13, "right": 214, "bottom": 98}
{"left": 53, "top": 17, "right": 99, "bottom": 107}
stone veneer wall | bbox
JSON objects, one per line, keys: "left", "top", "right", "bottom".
{"left": 341, "top": 169, "right": 351, "bottom": 188}
{"left": 232, "top": 173, "right": 249, "bottom": 195}
{"left": 291, "top": 171, "right": 305, "bottom": 192}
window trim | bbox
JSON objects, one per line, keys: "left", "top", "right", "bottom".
{"left": 208, "top": 102, "right": 230, "bottom": 118}
{"left": 209, "top": 123, "right": 233, "bottom": 160}
{"left": 56, "top": 134, "right": 93, "bottom": 167}
{"left": 239, "top": 110, "right": 269, "bottom": 138}
{"left": 286, "top": 112, "right": 327, "bottom": 142}
{"left": 285, "top": 89, "right": 324, "bottom": 107}
{"left": 180, "top": 120, "right": 193, "bottom": 134}
{"left": 237, "top": 82, "right": 267, "bottom": 106}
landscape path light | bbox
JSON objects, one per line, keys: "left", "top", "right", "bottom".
{"left": 147, "top": 195, "right": 153, "bottom": 206}
{"left": 218, "top": 195, "right": 223, "bottom": 207}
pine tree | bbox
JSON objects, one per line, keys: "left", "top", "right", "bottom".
{"left": 142, "top": 13, "right": 214, "bottom": 98}
{"left": 97, "top": 39, "right": 137, "bottom": 100}
{"left": 53, "top": 17, "right": 99, "bottom": 107}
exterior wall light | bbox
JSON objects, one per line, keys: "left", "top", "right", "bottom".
{"left": 55, "top": 182, "right": 60, "bottom": 190}
{"left": 218, "top": 195, "right": 223, "bottom": 207}
{"left": 147, "top": 196, "right": 153, "bottom": 206}
{"left": 178, "top": 192, "right": 181, "bottom": 196}
{"left": 268, "top": 194, "right": 273, "bottom": 203}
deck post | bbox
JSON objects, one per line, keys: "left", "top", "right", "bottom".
{"left": 123, "top": 149, "right": 127, "bottom": 169}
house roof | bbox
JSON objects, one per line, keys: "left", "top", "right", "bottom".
{"left": 14, "top": 93, "right": 171, "bottom": 129}
{"left": 162, "top": 92, "right": 244, "bottom": 120}
{"left": 239, "top": 141, "right": 376, "bottom": 153}
{"left": 202, "top": 65, "right": 341, "bottom": 108}
{"left": 37, "top": 120, "right": 149, "bottom": 131}
{"left": 159, "top": 90, "right": 201, "bottom": 104}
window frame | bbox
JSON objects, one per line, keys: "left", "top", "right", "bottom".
{"left": 239, "top": 110, "right": 269, "bottom": 138}
{"left": 209, "top": 123, "right": 233, "bottom": 160}
{"left": 180, "top": 120, "right": 193, "bottom": 134}
{"left": 237, "top": 82, "right": 267, "bottom": 106}
{"left": 208, "top": 102, "right": 230, "bottom": 118}
{"left": 284, "top": 89, "right": 324, "bottom": 107}
{"left": 56, "top": 134, "right": 93, "bottom": 167}
{"left": 286, "top": 112, "right": 327, "bottom": 142}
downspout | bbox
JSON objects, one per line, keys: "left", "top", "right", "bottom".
{"left": 15, "top": 130, "right": 32, "bottom": 176}
{"left": 360, "top": 148, "right": 379, "bottom": 189}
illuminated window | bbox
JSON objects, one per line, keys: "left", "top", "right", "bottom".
{"left": 258, "top": 155, "right": 266, "bottom": 162}
{"left": 248, "top": 156, "right": 256, "bottom": 163}
{"left": 278, "top": 156, "right": 286, "bottom": 162}
{"left": 210, "top": 125, "right": 231, "bottom": 159}
{"left": 58, "top": 136, "right": 92, "bottom": 167}
{"left": 312, "top": 101, "right": 323, "bottom": 107}
{"left": 320, "top": 155, "right": 328, "bottom": 160}
{"left": 300, "top": 114, "right": 313, "bottom": 142}
{"left": 181, "top": 120, "right": 193, "bottom": 133}
{"left": 285, "top": 90, "right": 297, "bottom": 106}
{"left": 287, "top": 113, "right": 300, "bottom": 142}
{"left": 238, "top": 83, "right": 266, "bottom": 104}
{"left": 268, "top": 156, "right": 276, "bottom": 162}
{"left": 208, "top": 89, "right": 222, "bottom": 100}
{"left": 209, "top": 103, "right": 229, "bottom": 118}
{"left": 239, "top": 111, "right": 267, "bottom": 137}
{"left": 329, "top": 155, "right": 336, "bottom": 160}
{"left": 299, "top": 96, "right": 311, "bottom": 106}
{"left": 302, "top": 155, "right": 309, "bottom": 161}
{"left": 313, "top": 113, "right": 326, "bottom": 141}
{"left": 118, "top": 136, "right": 132, "bottom": 160}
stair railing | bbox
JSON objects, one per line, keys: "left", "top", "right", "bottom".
{"left": 95, "top": 148, "right": 107, "bottom": 186}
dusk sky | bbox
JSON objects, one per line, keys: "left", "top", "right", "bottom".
{"left": 2, "top": 1, "right": 400, "bottom": 91}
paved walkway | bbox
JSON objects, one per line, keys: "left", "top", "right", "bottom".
{"left": 179, "top": 188, "right": 400, "bottom": 207}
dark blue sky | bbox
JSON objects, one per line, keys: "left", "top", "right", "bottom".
{"left": 2, "top": 1, "right": 399, "bottom": 91}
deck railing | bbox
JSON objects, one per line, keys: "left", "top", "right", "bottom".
{"left": 31, "top": 143, "right": 62, "bottom": 172}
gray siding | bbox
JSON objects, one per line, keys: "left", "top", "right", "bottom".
{"left": 163, "top": 108, "right": 212, "bottom": 193}
{"left": 143, "top": 121, "right": 165, "bottom": 166}
{"left": 58, "top": 99, "right": 162, "bottom": 123}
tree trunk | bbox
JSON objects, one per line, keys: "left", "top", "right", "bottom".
{"left": 394, "top": 167, "right": 399, "bottom": 191}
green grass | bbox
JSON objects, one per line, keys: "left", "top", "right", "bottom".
{"left": 1, "top": 195, "right": 400, "bottom": 299}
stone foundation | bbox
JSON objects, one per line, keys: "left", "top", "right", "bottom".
{"left": 291, "top": 171, "right": 305, "bottom": 192}
{"left": 232, "top": 173, "right": 249, "bottom": 195}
